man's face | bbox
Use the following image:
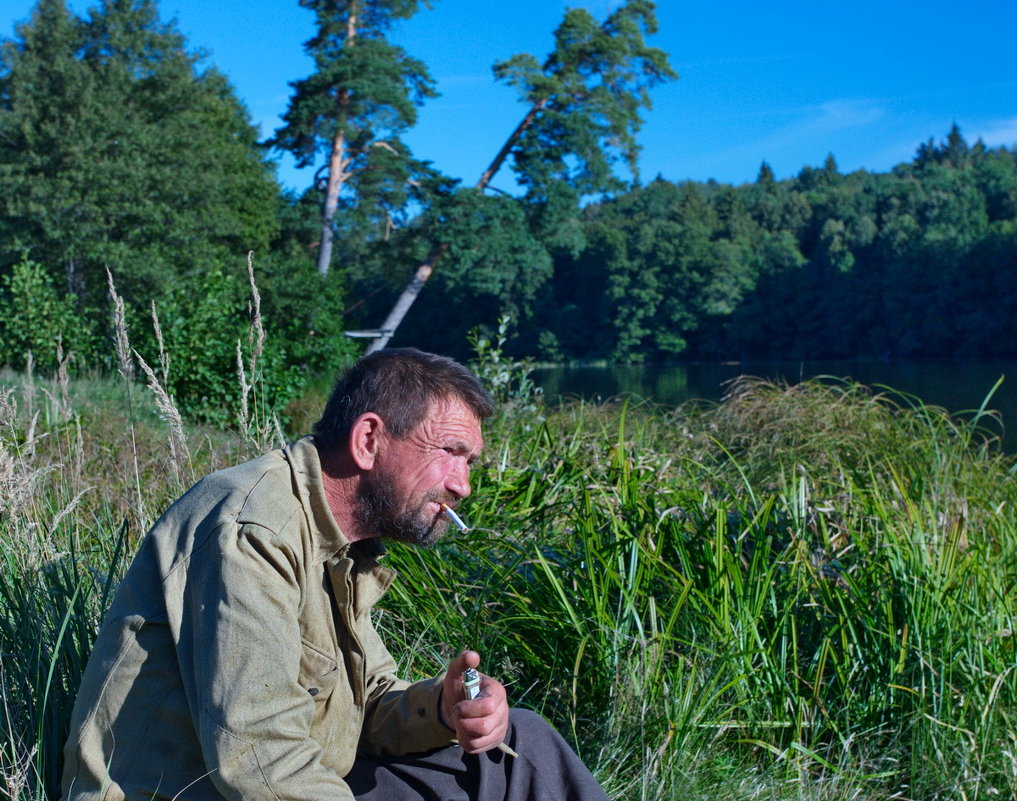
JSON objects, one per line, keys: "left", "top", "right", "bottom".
{"left": 355, "top": 397, "right": 484, "bottom": 547}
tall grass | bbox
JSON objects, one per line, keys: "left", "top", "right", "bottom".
{"left": 0, "top": 265, "right": 279, "bottom": 801}
{"left": 381, "top": 379, "right": 1017, "bottom": 799}
{"left": 2, "top": 362, "right": 1016, "bottom": 800}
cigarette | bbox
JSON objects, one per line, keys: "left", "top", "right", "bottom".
{"left": 441, "top": 503, "right": 470, "bottom": 533}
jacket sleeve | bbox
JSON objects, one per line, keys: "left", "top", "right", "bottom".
{"left": 174, "top": 520, "right": 357, "bottom": 801}
{"left": 356, "top": 621, "right": 454, "bottom": 756}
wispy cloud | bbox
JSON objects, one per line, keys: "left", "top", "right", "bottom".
{"left": 972, "top": 117, "right": 1017, "bottom": 148}
{"left": 809, "top": 99, "right": 886, "bottom": 132}
{"left": 710, "top": 98, "right": 886, "bottom": 163}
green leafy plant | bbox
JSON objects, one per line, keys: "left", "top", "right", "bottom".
{"left": 0, "top": 256, "right": 94, "bottom": 373}
{"left": 131, "top": 262, "right": 305, "bottom": 429}
{"left": 3, "top": 366, "right": 1017, "bottom": 801}
{"left": 467, "top": 316, "right": 543, "bottom": 420}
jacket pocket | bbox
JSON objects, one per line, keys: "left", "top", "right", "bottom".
{"left": 298, "top": 639, "right": 340, "bottom": 702}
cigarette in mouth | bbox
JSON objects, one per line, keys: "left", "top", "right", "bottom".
{"left": 440, "top": 503, "right": 470, "bottom": 533}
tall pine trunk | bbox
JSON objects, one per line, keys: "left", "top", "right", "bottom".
{"left": 316, "top": 6, "right": 358, "bottom": 276}
{"left": 317, "top": 119, "right": 348, "bottom": 275}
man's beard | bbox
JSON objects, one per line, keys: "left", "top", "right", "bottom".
{"left": 354, "top": 469, "right": 450, "bottom": 547}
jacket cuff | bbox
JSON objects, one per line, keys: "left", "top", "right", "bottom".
{"left": 403, "top": 676, "right": 457, "bottom": 749}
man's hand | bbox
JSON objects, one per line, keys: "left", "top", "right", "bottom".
{"left": 440, "top": 650, "right": 510, "bottom": 754}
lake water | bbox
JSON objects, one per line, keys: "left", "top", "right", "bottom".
{"left": 531, "top": 360, "right": 1017, "bottom": 453}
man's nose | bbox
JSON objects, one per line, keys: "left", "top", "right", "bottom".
{"left": 445, "top": 460, "right": 472, "bottom": 498}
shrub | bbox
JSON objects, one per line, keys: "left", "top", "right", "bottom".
{"left": 0, "top": 256, "right": 95, "bottom": 372}
{"left": 130, "top": 261, "right": 310, "bottom": 429}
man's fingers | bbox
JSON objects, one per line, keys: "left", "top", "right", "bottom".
{"left": 453, "top": 693, "right": 498, "bottom": 720}
{"left": 440, "top": 649, "right": 483, "bottom": 729}
{"left": 455, "top": 710, "right": 500, "bottom": 738}
{"left": 455, "top": 711, "right": 510, "bottom": 754}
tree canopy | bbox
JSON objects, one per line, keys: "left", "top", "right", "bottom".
{"left": 361, "top": 0, "right": 677, "bottom": 352}
{"left": 505, "top": 127, "right": 1017, "bottom": 364}
{"left": 0, "top": 0, "right": 280, "bottom": 304}
{"left": 2, "top": 0, "right": 1015, "bottom": 422}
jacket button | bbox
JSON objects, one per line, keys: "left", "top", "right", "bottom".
{"left": 309, "top": 688, "right": 319, "bottom": 697}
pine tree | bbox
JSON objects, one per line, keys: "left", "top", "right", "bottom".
{"left": 268, "top": 0, "right": 438, "bottom": 276}
{"left": 757, "top": 161, "right": 775, "bottom": 185}
{"left": 365, "top": 0, "right": 676, "bottom": 352}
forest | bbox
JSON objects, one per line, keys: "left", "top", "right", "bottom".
{"left": 2, "top": 0, "right": 1016, "bottom": 420}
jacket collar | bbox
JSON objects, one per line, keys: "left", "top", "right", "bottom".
{"left": 283, "top": 435, "right": 352, "bottom": 562}
{"left": 283, "top": 436, "right": 398, "bottom": 604}
{"left": 283, "top": 437, "right": 396, "bottom": 581}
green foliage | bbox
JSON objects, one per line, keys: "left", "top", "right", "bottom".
{"left": 360, "top": 0, "right": 677, "bottom": 353}
{"left": 0, "top": 533, "right": 128, "bottom": 801}
{"left": 374, "top": 190, "right": 556, "bottom": 354}
{"left": 467, "top": 316, "right": 543, "bottom": 421}
{"left": 271, "top": 0, "right": 436, "bottom": 169}
{"left": 268, "top": 0, "right": 440, "bottom": 274}
{"left": 0, "top": 0, "right": 280, "bottom": 304}
{"left": 498, "top": 127, "right": 1017, "bottom": 363}
{"left": 380, "top": 378, "right": 1017, "bottom": 799}
{"left": 378, "top": 125, "right": 1015, "bottom": 364}
{"left": 132, "top": 267, "right": 249, "bottom": 425}
{"left": 0, "top": 256, "right": 94, "bottom": 372}
{"left": 127, "top": 258, "right": 341, "bottom": 429}
{"left": 494, "top": 0, "right": 677, "bottom": 203}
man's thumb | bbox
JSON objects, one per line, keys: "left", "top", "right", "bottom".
{"left": 450, "top": 649, "right": 481, "bottom": 676}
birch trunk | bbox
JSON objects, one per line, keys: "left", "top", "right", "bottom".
{"left": 365, "top": 97, "right": 548, "bottom": 353}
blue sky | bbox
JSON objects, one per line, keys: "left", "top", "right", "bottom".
{"left": 4, "top": 0, "right": 1016, "bottom": 193}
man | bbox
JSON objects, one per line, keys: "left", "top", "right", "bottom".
{"left": 61, "top": 348, "right": 608, "bottom": 801}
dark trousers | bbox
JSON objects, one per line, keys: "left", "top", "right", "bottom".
{"left": 346, "top": 709, "right": 610, "bottom": 801}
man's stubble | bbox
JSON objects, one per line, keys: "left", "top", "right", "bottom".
{"left": 354, "top": 466, "right": 452, "bottom": 547}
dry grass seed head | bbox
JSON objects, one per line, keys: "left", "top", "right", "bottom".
{"left": 133, "top": 349, "right": 191, "bottom": 480}
{"left": 106, "top": 268, "right": 134, "bottom": 381}
{"left": 0, "top": 389, "right": 29, "bottom": 517}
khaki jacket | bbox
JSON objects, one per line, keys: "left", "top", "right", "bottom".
{"left": 61, "top": 437, "right": 452, "bottom": 801}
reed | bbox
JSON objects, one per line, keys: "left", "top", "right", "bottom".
{"left": 381, "top": 380, "right": 1017, "bottom": 799}
{"left": 1, "top": 366, "right": 1015, "bottom": 800}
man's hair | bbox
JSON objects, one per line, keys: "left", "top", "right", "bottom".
{"left": 312, "top": 348, "right": 495, "bottom": 448}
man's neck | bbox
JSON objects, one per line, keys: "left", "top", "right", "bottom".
{"left": 317, "top": 445, "right": 373, "bottom": 543}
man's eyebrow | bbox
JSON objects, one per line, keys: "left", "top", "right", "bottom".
{"left": 444, "top": 438, "right": 483, "bottom": 459}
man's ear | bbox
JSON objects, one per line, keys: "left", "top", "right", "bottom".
{"left": 348, "top": 412, "right": 385, "bottom": 471}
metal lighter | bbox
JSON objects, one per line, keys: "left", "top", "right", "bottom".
{"left": 458, "top": 666, "right": 518, "bottom": 757}
{"left": 461, "top": 667, "right": 481, "bottom": 700}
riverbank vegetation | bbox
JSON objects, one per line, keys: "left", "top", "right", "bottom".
{"left": 3, "top": 355, "right": 1015, "bottom": 800}
{"left": 399, "top": 129, "right": 1017, "bottom": 362}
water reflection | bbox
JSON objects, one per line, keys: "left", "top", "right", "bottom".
{"left": 532, "top": 360, "right": 1015, "bottom": 451}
